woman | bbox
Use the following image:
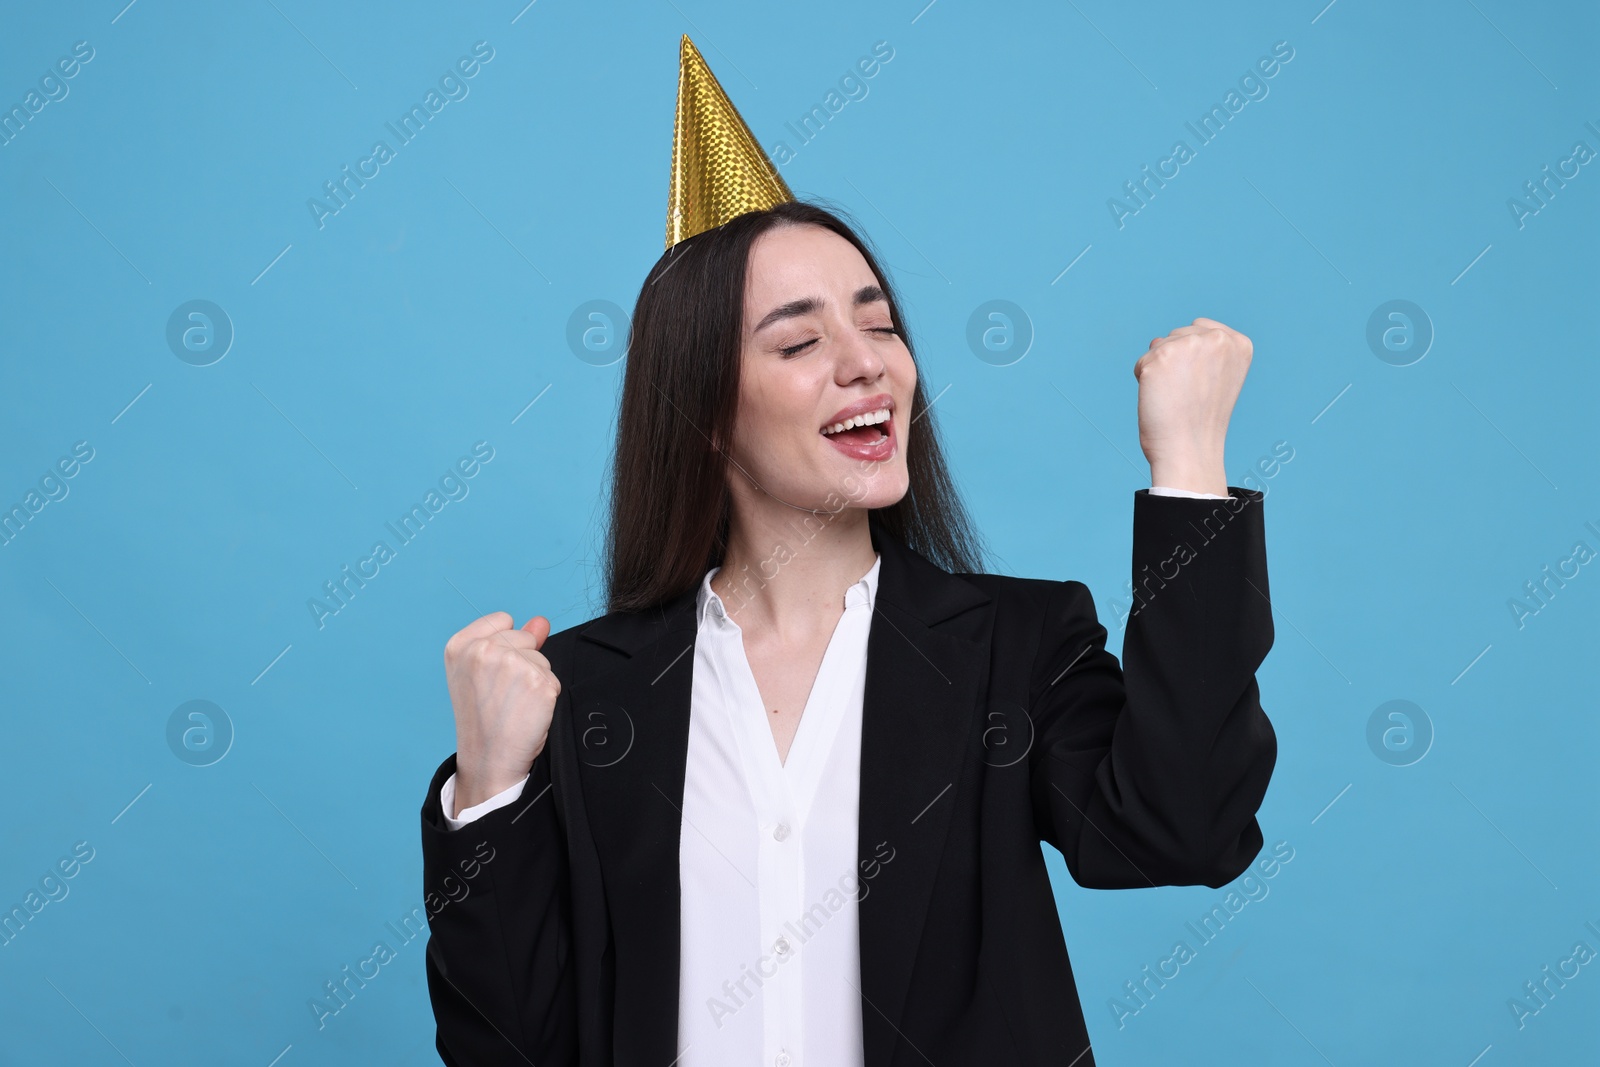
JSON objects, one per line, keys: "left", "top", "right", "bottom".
{"left": 420, "top": 37, "right": 1274, "bottom": 1067}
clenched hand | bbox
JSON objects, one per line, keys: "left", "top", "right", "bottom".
{"left": 1133, "top": 317, "right": 1253, "bottom": 496}
{"left": 444, "top": 612, "right": 560, "bottom": 817}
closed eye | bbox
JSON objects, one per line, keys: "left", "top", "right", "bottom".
{"left": 780, "top": 326, "right": 898, "bottom": 358}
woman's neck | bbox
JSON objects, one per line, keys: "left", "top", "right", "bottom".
{"left": 712, "top": 503, "right": 878, "bottom": 639}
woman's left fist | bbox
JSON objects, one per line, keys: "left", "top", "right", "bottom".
{"left": 1133, "top": 317, "right": 1252, "bottom": 496}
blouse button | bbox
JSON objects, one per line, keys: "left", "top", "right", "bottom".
{"left": 773, "top": 822, "right": 790, "bottom": 841}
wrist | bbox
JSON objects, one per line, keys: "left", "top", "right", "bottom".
{"left": 455, "top": 774, "right": 521, "bottom": 815}
{"left": 1148, "top": 459, "right": 1227, "bottom": 497}
{"left": 455, "top": 749, "right": 540, "bottom": 813}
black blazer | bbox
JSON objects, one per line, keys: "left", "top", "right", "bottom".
{"left": 420, "top": 489, "right": 1277, "bottom": 1066}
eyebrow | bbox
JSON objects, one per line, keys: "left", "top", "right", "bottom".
{"left": 752, "top": 284, "right": 888, "bottom": 334}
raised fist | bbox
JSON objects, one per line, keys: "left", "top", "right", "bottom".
{"left": 1133, "top": 317, "right": 1252, "bottom": 496}
{"left": 443, "top": 612, "right": 560, "bottom": 816}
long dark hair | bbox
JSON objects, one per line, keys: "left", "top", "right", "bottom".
{"left": 602, "top": 199, "right": 984, "bottom": 614}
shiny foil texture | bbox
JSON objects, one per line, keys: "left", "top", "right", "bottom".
{"left": 667, "top": 35, "right": 795, "bottom": 249}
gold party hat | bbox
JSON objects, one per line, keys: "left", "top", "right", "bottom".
{"left": 666, "top": 35, "right": 794, "bottom": 248}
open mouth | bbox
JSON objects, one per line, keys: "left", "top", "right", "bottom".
{"left": 820, "top": 406, "right": 891, "bottom": 446}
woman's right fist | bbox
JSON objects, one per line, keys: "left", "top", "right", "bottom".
{"left": 444, "top": 611, "right": 560, "bottom": 815}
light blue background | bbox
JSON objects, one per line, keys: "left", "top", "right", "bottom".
{"left": 3, "top": 0, "right": 1596, "bottom": 1063}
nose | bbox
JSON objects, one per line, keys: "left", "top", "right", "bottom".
{"left": 835, "top": 326, "right": 886, "bottom": 386}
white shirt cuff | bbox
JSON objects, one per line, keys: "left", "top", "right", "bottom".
{"left": 440, "top": 770, "right": 530, "bottom": 830}
{"left": 1148, "top": 484, "right": 1231, "bottom": 500}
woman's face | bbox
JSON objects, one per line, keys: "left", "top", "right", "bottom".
{"left": 726, "top": 223, "right": 916, "bottom": 515}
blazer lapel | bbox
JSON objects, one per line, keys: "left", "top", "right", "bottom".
{"left": 569, "top": 514, "right": 995, "bottom": 1067}
{"left": 570, "top": 585, "right": 700, "bottom": 1065}
{"left": 857, "top": 513, "right": 995, "bottom": 1065}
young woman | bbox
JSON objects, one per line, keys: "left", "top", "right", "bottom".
{"left": 419, "top": 38, "right": 1274, "bottom": 1067}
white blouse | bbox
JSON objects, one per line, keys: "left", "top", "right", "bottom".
{"left": 673, "top": 553, "right": 879, "bottom": 1066}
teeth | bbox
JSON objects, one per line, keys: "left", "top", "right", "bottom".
{"left": 822, "top": 408, "right": 890, "bottom": 436}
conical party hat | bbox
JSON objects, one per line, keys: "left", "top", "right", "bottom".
{"left": 666, "top": 35, "right": 794, "bottom": 248}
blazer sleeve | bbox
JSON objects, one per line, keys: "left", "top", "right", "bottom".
{"left": 1027, "top": 487, "right": 1277, "bottom": 890}
{"left": 421, "top": 743, "right": 577, "bottom": 1064}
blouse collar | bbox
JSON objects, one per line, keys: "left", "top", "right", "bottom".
{"left": 696, "top": 553, "right": 881, "bottom": 628}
